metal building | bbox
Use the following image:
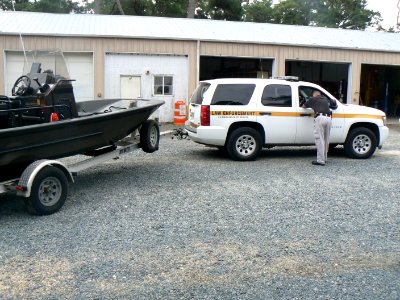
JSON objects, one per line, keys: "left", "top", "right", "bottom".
{"left": 1, "top": 11, "right": 400, "bottom": 121}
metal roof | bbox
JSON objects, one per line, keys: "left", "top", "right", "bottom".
{"left": 1, "top": 11, "right": 400, "bottom": 53}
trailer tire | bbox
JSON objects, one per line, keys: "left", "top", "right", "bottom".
{"left": 140, "top": 119, "right": 160, "bottom": 153}
{"left": 26, "top": 166, "right": 68, "bottom": 215}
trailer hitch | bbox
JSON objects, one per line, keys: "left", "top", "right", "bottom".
{"left": 171, "top": 128, "right": 189, "bottom": 140}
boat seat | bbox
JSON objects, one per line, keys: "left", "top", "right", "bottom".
{"left": 0, "top": 99, "right": 11, "bottom": 129}
{"left": 48, "top": 81, "right": 78, "bottom": 119}
{"left": 27, "top": 72, "right": 56, "bottom": 92}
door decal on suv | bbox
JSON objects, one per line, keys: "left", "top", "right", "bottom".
{"left": 211, "top": 111, "right": 258, "bottom": 116}
{"left": 211, "top": 111, "right": 302, "bottom": 117}
{"left": 210, "top": 111, "right": 383, "bottom": 120}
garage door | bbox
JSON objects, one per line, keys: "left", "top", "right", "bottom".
{"left": 105, "top": 53, "right": 188, "bottom": 123}
{"left": 4, "top": 51, "right": 94, "bottom": 101}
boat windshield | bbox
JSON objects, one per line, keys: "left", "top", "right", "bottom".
{"left": 22, "top": 50, "right": 70, "bottom": 79}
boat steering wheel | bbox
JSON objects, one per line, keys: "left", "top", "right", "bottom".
{"left": 12, "top": 75, "right": 31, "bottom": 96}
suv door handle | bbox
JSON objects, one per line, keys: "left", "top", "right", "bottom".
{"left": 259, "top": 112, "right": 272, "bottom": 116}
{"left": 300, "top": 113, "right": 312, "bottom": 117}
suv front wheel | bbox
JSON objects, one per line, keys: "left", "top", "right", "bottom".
{"left": 344, "top": 127, "right": 377, "bottom": 159}
{"left": 226, "top": 127, "right": 262, "bottom": 161}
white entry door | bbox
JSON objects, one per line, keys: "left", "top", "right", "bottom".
{"left": 120, "top": 75, "right": 141, "bottom": 99}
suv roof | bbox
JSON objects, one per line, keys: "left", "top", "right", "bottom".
{"left": 201, "top": 78, "right": 305, "bottom": 85}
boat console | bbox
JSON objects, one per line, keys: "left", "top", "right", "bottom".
{"left": 0, "top": 60, "right": 77, "bottom": 129}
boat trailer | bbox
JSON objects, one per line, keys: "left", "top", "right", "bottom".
{"left": 0, "top": 120, "right": 161, "bottom": 215}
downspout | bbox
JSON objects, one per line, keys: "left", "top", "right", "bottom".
{"left": 196, "top": 40, "right": 200, "bottom": 87}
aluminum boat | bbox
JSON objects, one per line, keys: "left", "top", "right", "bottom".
{"left": 0, "top": 50, "right": 164, "bottom": 181}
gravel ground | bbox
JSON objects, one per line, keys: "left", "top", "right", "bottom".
{"left": 0, "top": 124, "right": 399, "bottom": 299}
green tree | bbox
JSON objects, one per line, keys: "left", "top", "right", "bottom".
{"left": 88, "top": 0, "right": 152, "bottom": 15}
{"left": 194, "top": 0, "right": 209, "bottom": 19}
{"left": 0, "top": 0, "right": 83, "bottom": 13}
{"left": 206, "top": 0, "right": 243, "bottom": 21}
{"left": 0, "top": 0, "right": 30, "bottom": 11}
{"left": 89, "top": 0, "right": 189, "bottom": 17}
{"left": 244, "top": 0, "right": 381, "bottom": 30}
{"left": 153, "top": 0, "right": 188, "bottom": 18}
{"left": 243, "top": 0, "right": 273, "bottom": 23}
{"left": 314, "top": 0, "right": 381, "bottom": 30}
{"left": 272, "top": 0, "right": 317, "bottom": 26}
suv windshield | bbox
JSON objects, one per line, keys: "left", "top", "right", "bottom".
{"left": 190, "top": 82, "right": 211, "bottom": 104}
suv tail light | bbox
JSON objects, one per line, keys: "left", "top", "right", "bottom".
{"left": 201, "top": 105, "right": 210, "bottom": 126}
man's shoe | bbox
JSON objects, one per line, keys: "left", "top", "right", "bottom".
{"left": 312, "top": 161, "right": 325, "bottom": 166}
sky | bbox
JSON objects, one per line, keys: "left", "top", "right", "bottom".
{"left": 367, "top": 0, "right": 399, "bottom": 29}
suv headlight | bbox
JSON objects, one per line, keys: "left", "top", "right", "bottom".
{"left": 382, "top": 116, "right": 386, "bottom": 126}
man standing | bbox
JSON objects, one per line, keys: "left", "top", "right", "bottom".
{"left": 303, "top": 90, "right": 332, "bottom": 166}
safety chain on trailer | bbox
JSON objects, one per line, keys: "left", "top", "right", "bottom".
{"left": 171, "top": 128, "right": 189, "bottom": 140}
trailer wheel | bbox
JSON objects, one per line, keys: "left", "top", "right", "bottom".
{"left": 26, "top": 166, "right": 68, "bottom": 215}
{"left": 140, "top": 119, "right": 160, "bottom": 153}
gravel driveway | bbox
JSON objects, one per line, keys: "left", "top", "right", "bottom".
{"left": 0, "top": 124, "right": 399, "bottom": 299}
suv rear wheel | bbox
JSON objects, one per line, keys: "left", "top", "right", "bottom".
{"left": 226, "top": 127, "right": 262, "bottom": 161}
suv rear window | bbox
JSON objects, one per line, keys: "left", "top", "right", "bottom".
{"left": 262, "top": 84, "right": 292, "bottom": 107}
{"left": 190, "top": 82, "right": 211, "bottom": 104}
{"left": 211, "top": 84, "right": 255, "bottom": 105}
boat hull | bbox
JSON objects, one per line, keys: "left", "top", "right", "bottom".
{"left": 0, "top": 99, "right": 163, "bottom": 180}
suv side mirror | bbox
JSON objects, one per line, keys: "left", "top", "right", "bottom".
{"left": 329, "top": 99, "right": 338, "bottom": 110}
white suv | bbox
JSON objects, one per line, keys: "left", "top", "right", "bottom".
{"left": 185, "top": 77, "right": 389, "bottom": 161}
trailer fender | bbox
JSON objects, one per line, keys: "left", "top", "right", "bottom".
{"left": 16, "top": 159, "right": 74, "bottom": 197}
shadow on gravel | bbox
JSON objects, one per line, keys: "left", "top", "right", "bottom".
{"left": 0, "top": 193, "right": 28, "bottom": 217}
{"left": 259, "top": 147, "right": 346, "bottom": 160}
{"left": 388, "top": 124, "right": 400, "bottom": 133}
{"left": 193, "top": 146, "right": 346, "bottom": 161}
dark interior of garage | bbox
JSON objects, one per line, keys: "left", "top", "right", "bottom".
{"left": 200, "top": 56, "right": 273, "bottom": 81}
{"left": 286, "top": 61, "right": 349, "bottom": 103}
{"left": 360, "top": 64, "right": 400, "bottom": 117}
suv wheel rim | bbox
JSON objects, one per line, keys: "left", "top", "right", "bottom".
{"left": 352, "top": 134, "right": 371, "bottom": 154}
{"left": 236, "top": 134, "right": 256, "bottom": 156}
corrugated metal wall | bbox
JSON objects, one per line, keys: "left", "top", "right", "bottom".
{"left": 1, "top": 35, "right": 400, "bottom": 105}
{"left": 201, "top": 41, "right": 400, "bottom": 104}
{"left": 0, "top": 35, "right": 197, "bottom": 101}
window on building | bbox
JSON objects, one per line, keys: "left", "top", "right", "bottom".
{"left": 261, "top": 84, "right": 292, "bottom": 107}
{"left": 154, "top": 75, "right": 173, "bottom": 95}
{"left": 211, "top": 84, "right": 256, "bottom": 105}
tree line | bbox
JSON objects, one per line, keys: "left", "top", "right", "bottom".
{"left": 0, "top": 0, "right": 397, "bottom": 32}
